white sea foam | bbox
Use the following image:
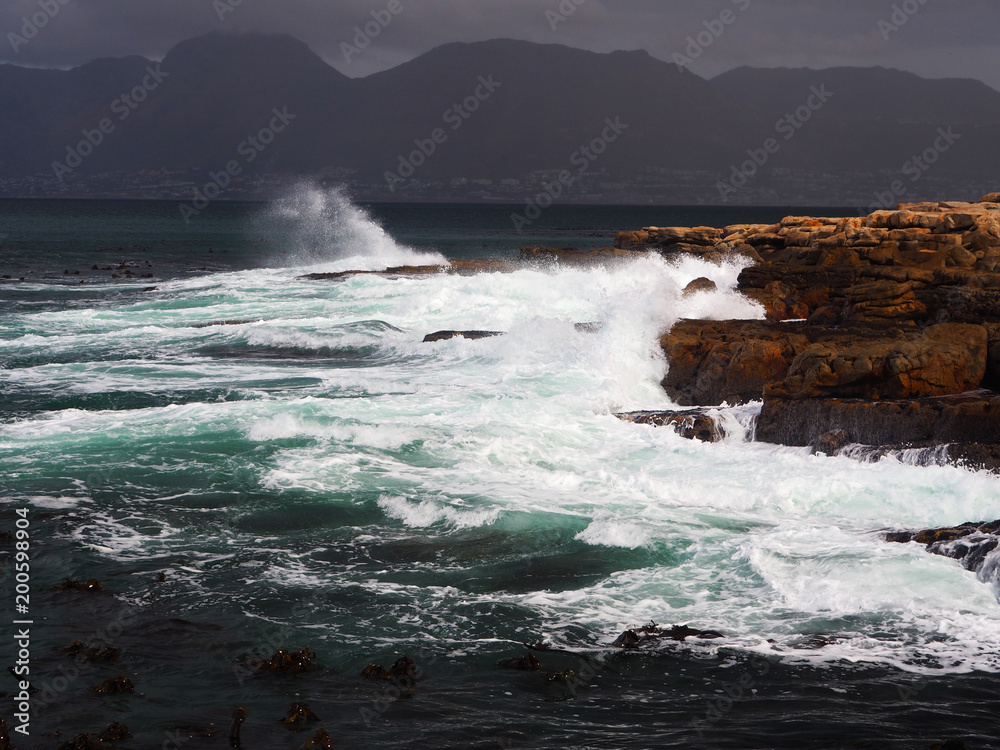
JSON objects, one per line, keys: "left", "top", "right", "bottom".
{"left": 377, "top": 494, "right": 501, "bottom": 529}
{"left": 576, "top": 517, "right": 652, "bottom": 549}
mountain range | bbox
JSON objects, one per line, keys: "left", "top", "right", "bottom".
{"left": 1, "top": 33, "right": 997, "bottom": 205}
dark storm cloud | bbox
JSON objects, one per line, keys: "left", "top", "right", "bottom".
{"left": 2, "top": 0, "right": 999, "bottom": 91}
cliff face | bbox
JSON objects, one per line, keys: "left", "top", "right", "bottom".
{"left": 626, "top": 193, "right": 1000, "bottom": 470}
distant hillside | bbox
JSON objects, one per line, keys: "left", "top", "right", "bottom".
{"left": 0, "top": 33, "right": 997, "bottom": 205}
{"left": 712, "top": 66, "right": 1000, "bottom": 125}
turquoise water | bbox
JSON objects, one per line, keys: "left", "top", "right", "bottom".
{"left": 1, "top": 190, "right": 998, "bottom": 748}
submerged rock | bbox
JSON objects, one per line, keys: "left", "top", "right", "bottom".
{"left": 282, "top": 703, "right": 321, "bottom": 724}
{"left": 190, "top": 319, "right": 258, "bottom": 328}
{"left": 497, "top": 653, "right": 543, "bottom": 671}
{"left": 230, "top": 707, "right": 247, "bottom": 748}
{"left": 423, "top": 330, "right": 504, "bottom": 342}
{"left": 92, "top": 673, "right": 135, "bottom": 695}
{"left": 252, "top": 647, "right": 319, "bottom": 674}
{"left": 301, "top": 728, "right": 334, "bottom": 749}
{"left": 57, "top": 735, "right": 105, "bottom": 750}
{"left": 98, "top": 723, "right": 131, "bottom": 742}
{"left": 362, "top": 655, "right": 419, "bottom": 681}
{"left": 54, "top": 578, "right": 104, "bottom": 593}
{"left": 612, "top": 622, "right": 723, "bottom": 649}
{"left": 58, "top": 641, "right": 120, "bottom": 662}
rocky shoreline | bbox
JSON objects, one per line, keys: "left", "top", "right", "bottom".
{"left": 301, "top": 193, "right": 1000, "bottom": 473}
{"left": 618, "top": 193, "right": 1000, "bottom": 473}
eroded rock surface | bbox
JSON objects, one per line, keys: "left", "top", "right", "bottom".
{"left": 638, "top": 198, "right": 1000, "bottom": 471}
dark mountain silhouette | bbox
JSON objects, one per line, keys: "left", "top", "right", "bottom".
{"left": 713, "top": 66, "right": 1000, "bottom": 126}
{"left": 354, "top": 39, "right": 765, "bottom": 179}
{"left": 1, "top": 33, "right": 997, "bottom": 204}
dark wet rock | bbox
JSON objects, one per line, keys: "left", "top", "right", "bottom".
{"left": 810, "top": 429, "right": 851, "bottom": 455}
{"left": 58, "top": 641, "right": 120, "bottom": 662}
{"left": 54, "top": 579, "right": 104, "bottom": 592}
{"left": 190, "top": 319, "right": 258, "bottom": 328}
{"left": 886, "top": 520, "right": 1000, "bottom": 546}
{"left": 497, "top": 653, "right": 543, "bottom": 671}
{"left": 301, "top": 728, "right": 334, "bottom": 749}
{"left": 947, "top": 441, "right": 1000, "bottom": 471}
{"left": 0, "top": 718, "right": 9, "bottom": 750}
{"left": 611, "top": 628, "right": 643, "bottom": 649}
{"left": 613, "top": 622, "right": 723, "bottom": 649}
{"left": 423, "top": 330, "right": 504, "bottom": 343}
{"left": 664, "top": 624, "right": 725, "bottom": 641}
{"left": 98, "top": 723, "right": 131, "bottom": 742}
{"left": 282, "top": 702, "right": 321, "bottom": 724}
{"left": 756, "top": 392, "right": 1000, "bottom": 451}
{"left": 252, "top": 647, "right": 319, "bottom": 674}
{"left": 92, "top": 674, "right": 135, "bottom": 694}
{"left": 300, "top": 259, "right": 517, "bottom": 281}
{"left": 683, "top": 277, "right": 718, "bottom": 295}
{"left": 789, "top": 634, "right": 838, "bottom": 650}
{"left": 886, "top": 520, "right": 1000, "bottom": 575}
{"left": 545, "top": 668, "right": 576, "bottom": 683}
{"left": 523, "top": 642, "right": 601, "bottom": 665}
{"left": 616, "top": 410, "right": 726, "bottom": 442}
{"left": 931, "top": 740, "right": 967, "bottom": 750}
{"left": 230, "top": 707, "right": 247, "bottom": 747}
{"left": 426, "top": 324, "right": 601, "bottom": 342}
{"left": 362, "top": 655, "right": 418, "bottom": 681}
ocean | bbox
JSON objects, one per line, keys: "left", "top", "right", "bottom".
{"left": 1, "top": 188, "right": 998, "bottom": 749}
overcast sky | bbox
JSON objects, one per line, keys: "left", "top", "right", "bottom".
{"left": 3, "top": 0, "right": 999, "bottom": 91}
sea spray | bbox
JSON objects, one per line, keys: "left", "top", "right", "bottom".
{"left": 252, "top": 183, "right": 447, "bottom": 270}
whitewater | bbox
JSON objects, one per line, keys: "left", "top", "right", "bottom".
{"left": 1, "top": 190, "right": 999, "bottom": 747}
